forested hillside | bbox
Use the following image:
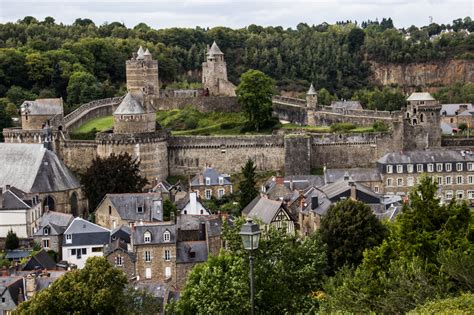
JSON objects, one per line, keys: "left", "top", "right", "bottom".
{"left": 0, "top": 16, "right": 473, "bottom": 112}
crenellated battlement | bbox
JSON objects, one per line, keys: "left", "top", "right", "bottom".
{"left": 95, "top": 130, "right": 169, "bottom": 145}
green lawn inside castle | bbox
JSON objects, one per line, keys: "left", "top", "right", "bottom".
{"left": 70, "top": 106, "right": 385, "bottom": 139}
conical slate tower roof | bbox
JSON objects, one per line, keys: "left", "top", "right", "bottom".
{"left": 114, "top": 92, "right": 145, "bottom": 115}
{"left": 207, "top": 41, "right": 224, "bottom": 55}
{"left": 137, "top": 46, "right": 145, "bottom": 60}
{"left": 307, "top": 83, "right": 317, "bottom": 95}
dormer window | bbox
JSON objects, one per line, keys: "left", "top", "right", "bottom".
{"left": 205, "top": 177, "right": 211, "bottom": 185}
{"left": 43, "top": 227, "right": 50, "bottom": 236}
{"left": 163, "top": 230, "right": 171, "bottom": 242}
{"left": 65, "top": 234, "right": 72, "bottom": 244}
{"left": 218, "top": 177, "right": 224, "bottom": 185}
{"left": 144, "top": 231, "right": 151, "bottom": 243}
{"left": 137, "top": 206, "right": 144, "bottom": 214}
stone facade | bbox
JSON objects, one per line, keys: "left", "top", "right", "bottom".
{"left": 202, "top": 42, "right": 236, "bottom": 97}
{"left": 135, "top": 243, "right": 177, "bottom": 284}
{"left": 105, "top": 245, "right": 136, "bottom": 280}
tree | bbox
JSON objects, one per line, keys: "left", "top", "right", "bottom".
{"left": 66, "top": 71, "right": 101, "bottom": 106}
{"left": 320, "top": 199, "right": 387, "bottom": 274}
{"left": 163, "top": 199, "right": 177, "bottom": 221}
{"left": 236, "top": 69, "right": 275, "bottom": 131}
{"left": 15, "top": 257, "right": 160, "bottom": 314}
{"left": 0, "top": 101, "right": 12, "bottom": 141}
{"left": 81, "top": 153, "right": 148, "bottom": 212}
{"left": 5, "top": 230, "right": 19, "bottom": 250}
{"left": 239, "top": 159, "right": 258, "bottom": 209}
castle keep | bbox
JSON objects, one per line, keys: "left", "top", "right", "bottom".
{"left": 202, "top": 41, "right": 236, "bottom": 96}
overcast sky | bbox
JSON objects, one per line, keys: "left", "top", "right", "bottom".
{"left": 0, "top": 0, "right": 472, "bottom": 29}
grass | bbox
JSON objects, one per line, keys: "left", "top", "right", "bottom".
{"left": 73, "top": 116, "right": 114, "bottom": 133}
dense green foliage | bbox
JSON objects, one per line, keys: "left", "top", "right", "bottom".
{"left": 320, "top": 199, "right": 387, "bottom": 274}
{"left": 15, "top": 257, "right": 161, "bottom": 314}
{"left": 81, "top": 153, "right": 148, "bottom": 212}
{"left": 236, "top": 69, "right": 275, "bottom": 131}
{"left": 352, "top": 87, "right": 406, "bottom": 111}
{"left": 1, "top": 16, "right": 473, "bottom": 112}
{"left": 169, "top": 222, "right": 327, "bottom": 314}
{"left": 320, "top": 176, "right": 473, "bottom": 313}
{"left": 0, "top": 100, "right": 12, "bottom": 141}
{"left": 163, "top": 199, "right": 177, "bottom": 221}
{"left": 5, "top": 230, "right": 19, "bottom": 250}
{"left": 239, "top": 159, "right": 258, "bottom": 209}
{"left": 408, "top": 293, "right": 474, "bottom": 314}
{"left": 434, "top": 82, "right": 474, "bottom": 104}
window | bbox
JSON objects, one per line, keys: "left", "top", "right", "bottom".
{"left": 407, "top": 164, "right": 414, "bottom": 173}
{"left": 145, "top": 268, "right": 152, "bottom": 279}
{"left": 386, "top": 178, "right": 393, "bottom": 187}
{"left": 427, "top": 164, "right": 434, "bottom": 172}
{"left": 468, "top": 191, "right": 474, "bottom": 199}
{"left": 468, "top": 163, "right": 473, "bottom": 171}
{"left": 163, "top": 231, "right": 171, "bottom": 242}
{"left": 65, "top": 234, "right": 72, "bottom": 244}
{"left": 218, "top": 189, "right": 225, "bottom": 199}
{"left": 397, "top": 178, "right": 403, "bottom": 186}
{"left": 456, "top": 163, "right": 463, "bottom": 171}
{"left": 165, "top": 266, "right": 172, "bottom": 278}
{"left": 108, "top": 205, "right": 112, "bottom": 215}
{"left": 115, "top": 256, "right": 123, "bottom": 267}
{"left": 205, "top": 189, "right": 212, "bottom": 200}
{"left": 137, "top": 206, "right": 144, "bottom": 213}
{"left": 437, "top": 176, "right": 443, "bottom": 186}
{"left": 436, "top": 163, "right": 443, "bottom": 172}
{"left": 417, "top": 164, "right": 423, "bottom": 173}
{"left": 145, "top": 251, "right": 151, "bottom": 262}
{"left": 456, "top": 176, "right": 463, "bottom": 184}
{"left": 205, "top": 177, "right": 211, "bottom": 185}
{"left": 396, "top": 165, "right": 403, "bottom": 173}
{"left": 445, "top": 176, "right": 452, "bottom": 185}
{"left": 92, "top": 247, "right": 102, "bottom": 252}
{"left": 1, "top": 297, "right": 5, "bottom": 303}
{"left": 144, "top": 231, "right": 151, "bottom": 243}
{"left": 407, "top": 177, "right": 415, "bottom": 187}
{"left": 218, "top": 177, "right": 224, "bottom": 185}
{"left": 82, "top": 248, "right": 87, "bottom": 255}
{"left": 468, "top": 175, "right": 474, "bottom": 184}
{"left": 43, "top": 227, "right": 49, "bottom": 236}
{"left": 445, "top": 163, "right": 452, "bottom": 172}
{"left": 456, "top": 190, "right": 464, "bottom": 199}
{"left": 374, "top": 186, "right": 379, "bottom": 193}
{"left": 164, "top": 250, "right": 171, "bottom": 261}
{"left": 386, "top": 165, "right": 393, "bottom": 174}
{"left": 445, "top": 191, "right": 453, "bottom": 199}
{"left": 43, "top": 239, "right": 50, "bottom": 248}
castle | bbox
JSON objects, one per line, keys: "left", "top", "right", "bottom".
{"left": 3, "top": 43, "right": 472, "bottom": 201}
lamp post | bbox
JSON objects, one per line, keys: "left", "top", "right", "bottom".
{"left": 239, "top": 218, "right": 261, "bottom": 315}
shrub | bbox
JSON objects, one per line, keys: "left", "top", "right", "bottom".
{"left": 373, "top": 121, "right": 389, "bottom": 132}
{"left": 221, "top": 122, "right": 237, "bottom": 129}
{"left": 458, "top": 123, "right": 468, "bottom": 131}
{"left": 330, "top": 122, "right": 357, "bottom": 132}
{"left": 184, "top": 117, "right": 198, "bottom": 129}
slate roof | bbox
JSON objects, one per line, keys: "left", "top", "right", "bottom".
{"left": 114, "top": 92, "right": 145, "bottom": 115}
{"left": 104, "top": 239, "right": 136, "bottom": 262}
{"left": 0, "top": 144, "right": 80, "bottom": 194}
{"left": 0, "top": 187, "right": 31, "bottom": 210}
{"left": 34, "top": 211, "right": 74, "bottom": 236}
{"left": 104, "top": 193, "right": 162, "bottom": 222}
{"left": 330, "top": 100, "right": 362, "bottom": 110}
{"left": 133, "top": 223, "right": 176, "bottom": 245}
{"left": 62, "top": 218, "right": 110, "bottom": 247}
{"left": 0, "top": 277, "right": 23, "bottom": 307}
{"left": 111, "top": 225, "right": 132, "bottom": 243}
{"left": 136, "top": 46, "right": 145, "bottom": 60}
{"left": 207, "top": 41, "right": 224, "bottom": 55}
{"left": 377, "top": 149, "right": 474, "bottom": 164}
{"left": 242, "top": 196, "right": 288, "bottom": 225}
{"left": 176, "top": 241, "right": 208, "bottom": 264}
{"left": 205, "top": 217, "right": 223, "bottom": 237}
{"left": 440, "top": 103, "right": 474, "bottom": 116}
{"left": 407, "top": 92, "right": 435, "bottom": 101}
{"left": 319, "top": 179, "right": 379, "bottom": 202}
{"left": 190, "top": 167, "right": 232, "bottom": 187}
{"left": 20, "top": 98, "right": 63, "bottom": 116}
{"left": 175, "top": 193, "right": 209, "bottom": 213}
{"left": 324, "top": 168, "right": 381, "bottom": 183}
{"left": 5, "top": 250, "right": 32, "bottom": 260}
{"left": 307, "top": 83, "right": 317, "bottom": 95}
{"left": 302, "top": 187, "right": 332, "bottom": 216}
{"left": 22, "top": 249, "right": 57, "bottom": 271}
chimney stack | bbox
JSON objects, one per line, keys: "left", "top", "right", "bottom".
{"left": 350, "top": 182, "right": 357, "bottom": 201}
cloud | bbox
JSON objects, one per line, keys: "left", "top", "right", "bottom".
{"left": 0, "top": 0, "right": 472, "bottom": 29}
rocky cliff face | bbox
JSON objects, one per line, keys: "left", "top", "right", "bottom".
{"left": 370, "top": 59, "right": 473, "bottom": 90}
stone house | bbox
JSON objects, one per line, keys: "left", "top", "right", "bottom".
{"left": 0, "top": 277, "right": 24, "bottom": 315}
{"left": 377, "top": 149, "right": 474, "bottom": 204}
{"left": 33, "top": 210, "right": 74, "bottom": 256}
{"left": 0, "top": 143, "right": 86, "bottom": 216}
{"left": 440, "top": 103, "right": 474, "bottom": 129}
{"left": 151, "top": 180, "right": 185, "bottom": 202}
{"left": 62, "top": 218, "right": 111, "bottom": 269}
{"left": 242, "top": 196, "right": 296, "bottom": 235}
{"left": 20, "top": 98, "right": 63, "bottom": 131}
{"left": 133, "top": 224, "right": 177, "bottom": 284}
{"left": 175, "top": 241, "right": 208, "bottom": 290}
{"left": 95, "top": 193, "right": 163, "bottom": 230}
{"left": 190, "top": 167, "right": 233, "bottom": 200}
{"left": 176, "top": 192, "right": 210, "bottom": 216}
{"left": 104, "top": 239, "right": 136, "bottom": 280}
{"left": 0, "top": 186, "right": 42, "bottom": 239}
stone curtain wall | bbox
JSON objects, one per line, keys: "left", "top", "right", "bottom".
{"left": 168, "top": 135, "right": 285, "bottom": 175}
{"left": 311, "top": 108, "right": 399, "bottom": 126}
{"left": 60, "top": 140, "right": 98, "bottom": 173}
{"left": 272, "top": 102, "right": 308, "bottom": 125}
{"left": 284, "top": 135, "right": 311, "bottom": 175}
{"left": 156, "top": 96, "right": 239, "bottom": 113}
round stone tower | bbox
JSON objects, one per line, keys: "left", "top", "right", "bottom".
{"left": 202, "top": 41, "right": 236, "bottom": 96}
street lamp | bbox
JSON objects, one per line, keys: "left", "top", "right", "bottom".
{"left": 239, "top": 218, "right": 261, "bottom": 315}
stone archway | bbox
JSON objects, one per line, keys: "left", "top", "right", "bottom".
{"left": 43, "top": 195, "right": 56, "bottom": 211}
{"left": 70, "top": 192, "right": 78, "bottom": 217}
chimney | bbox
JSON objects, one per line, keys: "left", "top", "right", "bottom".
{"left": 199, "top": 174, "right": 204, "bottom": 185}
{"left": 276, "top": 177, "right": 284, "bottom": 185}
{"left": 190, "top": 192, "right": 198, "bottom": 214}
{"left": 289, "top": 180, "right": 294, "bottom": 191}
{"left": 6, "top": 185, "right": 10, "bottom": 190}
{"left": 25, "top": 274, "right": 36, "bottom": 299}
{"left": 0, "top": 187, "right": 3, "bottom": 209}
{"left": 311, "top": 196, "right": 319, "bottom": 210}
{"left": 350, "top": 182, "right": 357, "bottom": 201}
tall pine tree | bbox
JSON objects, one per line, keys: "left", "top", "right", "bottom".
{"left": 239, "top": 159, "right": 258, "bottom": 209}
